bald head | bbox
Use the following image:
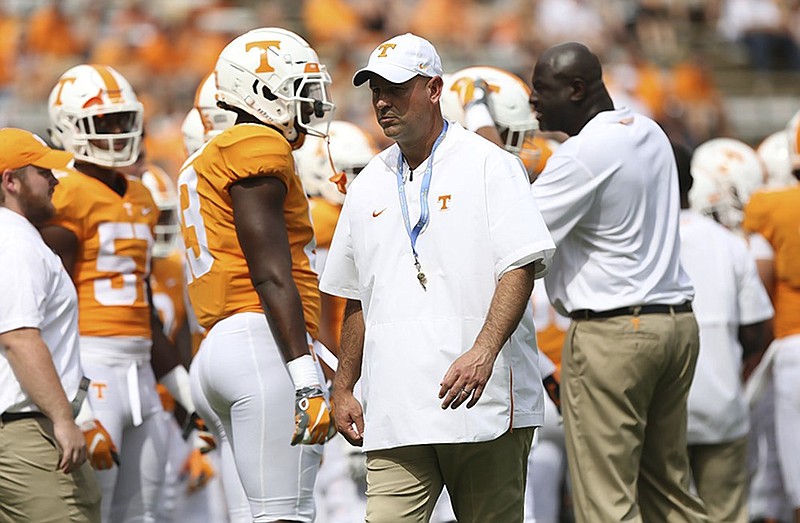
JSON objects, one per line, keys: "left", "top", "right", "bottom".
{"left": 539, "top": 43, "right": 603, "bottom": 85}
{"left": 530, "top": 42, "right": 613, "bottom": 136}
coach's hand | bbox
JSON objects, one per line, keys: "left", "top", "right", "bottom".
{"left": 291, "top": 386, "right": 336, "bottom": 446}
{"left": 81, "top": 419, "right": 119, "bottom": 470}
{"left": 439, "top": 345, "right": 496, "bottom": 410}
{"left": 331, "top": 387, "right": 364, "bottom": 447}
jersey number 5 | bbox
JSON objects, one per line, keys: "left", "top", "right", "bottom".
{"left": 95, "top": 222, "right": 152, "bottom": 306}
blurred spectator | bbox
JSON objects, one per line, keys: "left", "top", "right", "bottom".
{"left": 717, "top": 0, "right": 800, "bottom": 70}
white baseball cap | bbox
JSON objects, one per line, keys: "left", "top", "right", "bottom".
{"left": 353, "top": 33, "right": 443, "bottom": 87}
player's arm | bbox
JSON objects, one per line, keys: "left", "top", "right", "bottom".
{"left": 229, "top": 176, "right": 312, "bottom": 366}
{"left": 230, "top": 175, "right": 334, "bottom": 445}
{"left": 39, "top": 225, "right": 79, "bottom": 277}
{"left": 740, "top": 319, "right": 771, "bottom": 381}
{"left": 439, "top": 262, "right": 537, "bottom": 410}
{"left": 0, "top": 327, "right": 86, "bottom": 473}
{"left": 462, "top": 79, "right": 504, "bottom": 148}
{"left": 332, "top": 298, "right": 366, "bottom": 446}
{"left": 147, "top": 278, "right": 184, "bottom": 380}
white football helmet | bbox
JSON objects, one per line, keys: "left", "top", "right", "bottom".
{"left": 141, "top": 164, "right": 181, "bottom": 258}
{"left": 194, "top": 72, "right": 236, "bottom": 143}
{"left": 688, "top": 169, "right": 740, "bottom": 229}
{"left": 181, "top": 108, "right": 205, "bottom": 156}
{"left": 757, "top": 131, "right": 796, "bottom": 189}
{"left": 215, "top": 27, "right": 335, "bottom": 144}
{"left": 48, "top": 64, "right": 143, "bottom": 168}
{"left": 690, "top": 138, "right": 766, "bottom": 230}
{"left": 293, "top": 120, "right": 376, "bottom": 205}
{"left": 441, "top": 66, "right": 537, "bottom": 154}
{"left": 788, "top": 109, "right": 800, "bottom": 174}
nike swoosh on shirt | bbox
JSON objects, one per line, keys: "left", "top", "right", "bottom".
{"left": 372, "top": 208, "right": 386, "bottom": 217}
{"left": 142, "top": 207, "right": 153, "bottom": 215}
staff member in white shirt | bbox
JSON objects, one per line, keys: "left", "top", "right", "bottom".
{"left": 529, "top": 43, "right": 708, "bottom": 522}
{"left": 320, "top": 33, "right": 556, "bottom": 523}
{"left": 672, "top": 143, "right": 773, "bottom": 523}
{"left": 0, "top": 128, "right": 101, "bottom": 522}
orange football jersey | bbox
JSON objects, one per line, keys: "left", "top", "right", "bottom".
{"left": 743, "top": 186, "right": 800, "bottom": 338}
{"left": 178, "top": 124, "right": 320, "bottom": 336}
{"left": 151, "top": 250, "right": 187, "bottom": 343}
{"left": 308, "top": 196, "right": 345, "bottom": 346}
{"left": 49, "top": 169, "right": 157, "bottom": 338}
{"left": 520, "top": 135, "right": 555, "bottom": 179}
{"left": 309, "top": 197, "right": 341, "bottom": 250}
{"left": 531, "top": 285, "right": 570, "bottom": 373}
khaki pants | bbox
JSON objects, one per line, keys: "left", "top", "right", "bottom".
{"left": 365, "top": 427, "right": 534, "bottom": 523}
{"left": 0, "top": 416, "right": 101, "bottom": 523}
{"left": 562, "top": 311, "right": 708, "bottom": 522}
{"left": 688, "top": 436, "right": 749, "bottom": 523}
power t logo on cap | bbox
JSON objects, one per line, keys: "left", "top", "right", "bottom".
{"left": 353, "top": 33, "right": 443, "bottom": 87}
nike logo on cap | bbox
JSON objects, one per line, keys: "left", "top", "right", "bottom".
{"left": 372, "top": 208, "right": 386, "bottom": 217}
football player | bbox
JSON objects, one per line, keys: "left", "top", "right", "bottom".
{"left": 40, "top": 63, "right": 177, "bottom": 522}
{"left": 440, "top": 65, "right": 556, "bottom": 182}
{"left": 177, "top": 28, "right": 336, "bottom": 522}
{"left": 688, "top": 137, "right": 766, "bottom": 233}
{"left": 175, "top": 75, "right": 253, "bottom": 523}
{"left": 742, "top": 111, "right": 800, "bottom": 523}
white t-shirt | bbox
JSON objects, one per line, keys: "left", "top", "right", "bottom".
{"left": 531, "top": 107, "right": 694, "bottom": 315}
{"left": 0, "top": 207, "right": 83, "bottom": 414}
{"left": 320, "top": 122, "right": 556, "bottom": 451}
{"left": 680, "top": 210, "right": 774, "bottom": 444}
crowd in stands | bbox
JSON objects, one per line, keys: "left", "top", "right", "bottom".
{"left": 1, "top": 0, "right": 798, "bottom": 178}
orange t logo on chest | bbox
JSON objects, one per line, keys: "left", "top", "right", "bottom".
{"left": 376, "top": 43, "right": 396, "bottom": 57}
{"left": 92, "top": 383, "right": 108, "bottom": 400}
{"left": 438, "top": 194, "right": 452, "bottom": 210}
{"left": 246, "top": 40, "right": 281, "bottom": 73}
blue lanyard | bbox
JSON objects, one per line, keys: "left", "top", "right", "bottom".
{"left": 394, "top": 120, "right": 448, "bottom": 290}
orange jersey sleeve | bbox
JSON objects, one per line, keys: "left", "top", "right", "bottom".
{"left": 179, "top": 124, "right": 320, "bottom": 336}
{"left": 309, "top": 197, "right": 342, "bottom": 250}
{"left": 49, "top": 170, "right": 157, "bottom": 338}
{"left": 151, "top": 251, "right": 187, "bottom": 343}
{"left": 743, "top": 186, "right": 800, "bottom": 337}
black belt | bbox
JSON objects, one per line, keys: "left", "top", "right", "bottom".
{"left": 569, "top": 301, "right": 693, "bottom": 320}
{"left": 1, "top": 411, "right": 46, "bottom": 423}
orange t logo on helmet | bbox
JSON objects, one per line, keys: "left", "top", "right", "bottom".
{"left": 53, "top": 76, "right": 76, "bottom": 106}
{"left": 246, "top": 40, "right": 281, "bottom": 73}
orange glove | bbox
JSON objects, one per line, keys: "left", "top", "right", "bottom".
{"left": 81, "top": 420, "right": 120, "bottom": 470}
{"left": 291, "top": 386, "right": 336, "bottom": 445}
{"left": 181, "top": 448, "right": 215, "bottom": 494}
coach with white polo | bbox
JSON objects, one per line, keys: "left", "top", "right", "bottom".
{"left": 321, "top": 33, "right": 555, "bottom": 522}
{"left": 530, "top": 44, "right": 709, "bottom": 521}
{"left": 0, "top": 128, "right": 101, "bottom": 522}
